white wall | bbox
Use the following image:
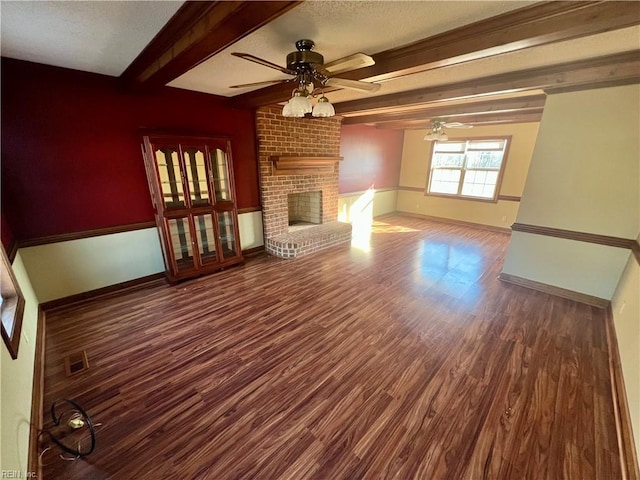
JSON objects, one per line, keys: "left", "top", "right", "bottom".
{"left": 502, "top": 85, "right": 640, "bottom": 299}
{"left": 612, "top": 253, "right": 640, "bottom": 460}
{"left": 19, "top": 212, "right": 264, "bottom": 303}
{"left": 1, "top": 252, "right": 40, "bottom": 475}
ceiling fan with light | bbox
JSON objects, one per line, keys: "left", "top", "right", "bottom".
{"left": 230, "top": 39, "right": 381, "bottom": 118}
{"left": 423, "top": 118, "right": 473, "bottom": 141}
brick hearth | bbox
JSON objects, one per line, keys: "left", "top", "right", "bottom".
{"left": 256, "top": 106, "right": 352, "bottom": 258}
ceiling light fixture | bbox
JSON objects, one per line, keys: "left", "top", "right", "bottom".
{"left": 424, "top": 119, "right": 448, "bottom": 141}
{"left": 282, "top": 82, "right": 335, "bottom": 118}
{"left": 230, "top": 40, "right": 379, "bottom": 119}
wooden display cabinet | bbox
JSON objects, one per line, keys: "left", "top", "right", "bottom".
{"left": 141, "top": 134, "right": 243, "bottom": 282}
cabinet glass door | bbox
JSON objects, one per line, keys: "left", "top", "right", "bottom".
{"left": 210, "top": 148, "right": 232, "bottom": 202}
{"left": 193, "top": 213, "right": 217, "bottom": 265}
{"left": 183, "top": 147, "right": 211, "bottom": 207}
{"left": 216, "top": 211, "right": 238, "bottom": 259}
{"left": 153, "top": 146, "right": 185, "bottom": 209}
{"left": 167, "top": 217, "right": 195, "bottom": 272}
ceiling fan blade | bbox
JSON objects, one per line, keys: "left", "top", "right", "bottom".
{"left": 325, "top": 77, "right": 381, "bottom": 93}
{"left": 231, "top": 52, "right": 296, "bottom": 75}
{"left": 443, "top": 122, "right": 474, "bottom": 129}
{"left": 322, "top": 53, "right": 376, "bottom": 75}
{"left": 229, "top": 79, "right": 288, "bottom": 89}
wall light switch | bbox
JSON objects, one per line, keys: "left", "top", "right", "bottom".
{"left": 619, "top": 301, "right": 626, "bottom": 315}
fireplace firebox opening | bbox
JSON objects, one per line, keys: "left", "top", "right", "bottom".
{"left": 288, "top": 191, "right": 322, "bottom": 231}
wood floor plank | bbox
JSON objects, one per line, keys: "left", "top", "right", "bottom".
{"left": 40, "top": 215, "right": 622, "bottom": 479}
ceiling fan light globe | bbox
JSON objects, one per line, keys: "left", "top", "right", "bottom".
{"left": 290, "top": 94, "right": 312, "bottom": 115}
{"left": 312, "top": 97, "right": 335, "bottom": 117}
{"left": 282, "top": 100, "right": 295, "bottom": 117}
{"left": 424, "top": 132, "right": 437, "bottom": 141}
{"left": 439, "top": 132, "right": 449, "bottom": 141}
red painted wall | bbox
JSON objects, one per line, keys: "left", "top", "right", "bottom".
{"left": 1, "top": 212, "right": 16, "bottom": 254}
{"left": 1, "top": 58, "right": 259, "bottom": 241}
{"left": 339, "top": 124, "right": 404, "bottom": 194}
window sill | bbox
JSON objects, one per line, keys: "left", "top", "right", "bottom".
{"left": 424, "top": 192, "right": 499, "bottom": 204}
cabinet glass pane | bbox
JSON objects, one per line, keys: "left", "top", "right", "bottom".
{"left": 154, "top": 147, "right": 185, "bottom": 208}
{"left": 210, "top": 148, "right": 232, "bottom": 202}
{"left": 167, "top": 218, "right": 194, "bottom": 272}
{"left": 194, "top": 214, "right": 217, "bottom": 265}
{"left": 184, "top": 148, "right": 211, "bottom": 206}
{"left": 217, "top": 211, "right": 237, "bottom": 258}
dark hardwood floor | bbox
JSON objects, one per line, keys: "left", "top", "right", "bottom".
{"left": 41, "top": 214, "right": 621, "bottom": 479}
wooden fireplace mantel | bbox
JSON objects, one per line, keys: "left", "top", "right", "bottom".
{"left": 270, "top": 156, "right": 343, "bottom": 176}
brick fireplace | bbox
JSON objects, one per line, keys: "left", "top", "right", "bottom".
{"left": 256, "top": 106, "right": 352, "bottom": 258}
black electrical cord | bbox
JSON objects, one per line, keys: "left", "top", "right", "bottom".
{"left": 39, "top": 399, "right": 96, "bottom": 458}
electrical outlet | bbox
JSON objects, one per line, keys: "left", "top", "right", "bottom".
{"left": 501, "top": 215, "right": 507, "bottom": 222}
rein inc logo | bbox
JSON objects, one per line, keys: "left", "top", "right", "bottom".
{"left": 1, "top": 472, "right": 37, "bottom": 478}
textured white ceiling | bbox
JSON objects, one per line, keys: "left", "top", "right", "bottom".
{"left": 169, "top": 0, "right": 536, "bottom": 96}
{"left": 0, "top": 0, "right": 184, "bottom": 76}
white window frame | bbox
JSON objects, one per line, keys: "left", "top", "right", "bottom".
{"left": 1, "top": 244, "right": 25, "bottom": 359}
{"left": 425, "top": 136, "right": 511, "bottom": 203}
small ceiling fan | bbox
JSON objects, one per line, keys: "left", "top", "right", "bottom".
{"left": 424, "top": 118, "right": 473, "bottom": 141}
{"left": 230, "top": 39, "right": 381, "bottom": 93}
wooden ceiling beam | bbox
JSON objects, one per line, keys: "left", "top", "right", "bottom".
{"left": 375, "top": 110, "right": 545, "bottom": 130}
{"left": 121, "top": 1, "right": 301, "bottom": 90}
{"left": 334, "top": 51, "right": 640, "bottom": 115}
{"left": 342, "top": 94, "right": 547, "bottom": 125}
{"left": 235, "top": 1, "right": 640, "bottom": 107}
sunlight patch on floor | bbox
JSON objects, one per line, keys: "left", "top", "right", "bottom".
{"left": 371, "top": 222, "right": 420, "bottom": 234}
{"left": 413, "top": 240, "right": 484, "bottom": 301}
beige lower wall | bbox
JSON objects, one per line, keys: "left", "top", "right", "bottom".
{"left": 238, "top": 211, "right": 264, "bottom": 250}
{"left": 1, "top": 252, "right": 40, "bottom": 475}
{"left": 20, "top": 228, "right": 166, "bottom": 303}
{"left": 396, "top": 190, "right": 520, "bottom": 229}
{"left": 502, "top": 231, "right": 631, "bottom": 300}
{"left": 612, "top": 254, "right": 640, "bottom": 459}
{"left": 338, "top": 189, "right": 398, "bottom": 222}
{"left": 19, "top": 212, "right": 264, "bottom": 303}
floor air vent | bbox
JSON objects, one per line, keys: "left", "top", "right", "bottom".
{"left": 64, "top": 350, "right": 89, "bottom": 377}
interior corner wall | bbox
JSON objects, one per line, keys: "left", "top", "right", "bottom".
{"left": 502, "top": 84, "right": 640, "bottom": 299}
{"left": 1, "top": 252, "right": 40, "bottom": 474}
{"left": 397, "top": 123, "right": 539, "bottom": 228}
